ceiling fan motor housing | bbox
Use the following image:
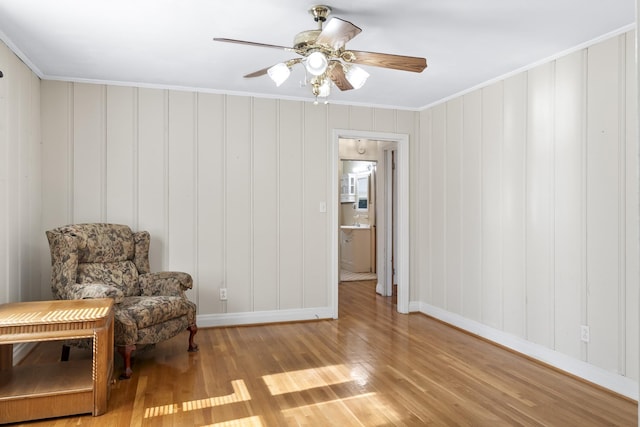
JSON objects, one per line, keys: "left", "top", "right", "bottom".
{"left": 309, "top": 5, "right": 331, "bottom": 22}
{"left": 293, "top": 30, "right": 322, "bottom": 51}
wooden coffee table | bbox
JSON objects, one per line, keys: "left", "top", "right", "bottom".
{"left": 0, "top": 298, "right": 114, "bottom": 424}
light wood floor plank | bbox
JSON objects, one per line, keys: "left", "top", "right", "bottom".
{"left": 11, "top": 280, "right": 637, "bottom": 426}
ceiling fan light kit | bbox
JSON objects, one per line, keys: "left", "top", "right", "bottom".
{"left": 305, "top": 51, "right": 329, "bottom": 76}
{"left": 345, "top": 65, "right": 369, "bottom": 90}
{"left": 214, "top": 4, "right": 427, "bottom": 103}
{"left": 267, "top": 62, "right": 291, "bottom": 87}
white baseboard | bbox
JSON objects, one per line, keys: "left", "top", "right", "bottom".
{"left": 414, "top": 302, "right": 638, "bottom": 401}
{"left": 196, "top": 306, "right": 334, "bottom": 328}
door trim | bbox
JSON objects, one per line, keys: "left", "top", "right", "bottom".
{"left": 329, "top": 129, "right": 410, "bottom": 316}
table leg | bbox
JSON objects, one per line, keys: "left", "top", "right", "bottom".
{"left": 0, "top": 344, "right": 12, "bottom": 371}
{"left": 92, "top": 311, "right": 114, "bottom": 415}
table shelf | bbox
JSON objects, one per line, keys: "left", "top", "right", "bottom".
{"left": 0, "top": 359, "right": 93, "bottom": 400}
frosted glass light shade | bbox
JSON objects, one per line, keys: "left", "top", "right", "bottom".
{"left": 305, "top": 51, "right": 328, "bottom": 76}
{"left": 267, "top": 63, "right": 291, "bottom": 86}
{"left": 346, "top": 65, "right": 369, "bottom": 90}
{"left": 318, "top": 78, "right": 331, "bottom": 97}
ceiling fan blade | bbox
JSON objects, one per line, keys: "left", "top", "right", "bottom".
{"left": 315, "top": 18, "right": 362, "bottom": 51}
{"left": 348, "top": 50, "right": 427, "bottom": 73}
{"left": 328, "top": 62, "right": 353, "bottom": 91}
{"left": 244, "top": 58, "right": 302, "bottom": 78}
{"left": 244, "top": 67, "right": 271, "bottom": 78}
{"left": 213, "top": 38, "right": 293, "bottom": 52}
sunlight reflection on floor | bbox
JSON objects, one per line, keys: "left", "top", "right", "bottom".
{"left": 144, "top": 379, "right": 250, "bottom": 418}
{"left": 142, "top": 364, "right": 402, "bottom": 425}
{"left": 262, "top": 364, "right": 356, "bottom": 395}
{"left": 203, "top": 415, "right": 265, "bottom": 427}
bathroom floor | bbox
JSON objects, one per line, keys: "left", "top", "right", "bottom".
{"left": 340, "top": 269, "right": 377, "bottom": 282}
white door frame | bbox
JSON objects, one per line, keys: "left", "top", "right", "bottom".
{"left": 383, "top": 146, "right": 396, "bottom": 297}
{"left": 329, "top": 129, "right": 410, "bottom": 316}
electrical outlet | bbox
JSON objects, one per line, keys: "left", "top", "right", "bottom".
{"left": 580, "top": 325, "right": 590, "bottom": 343}
{"left": 219, "top": 288, "right": 228, "bottom": 301}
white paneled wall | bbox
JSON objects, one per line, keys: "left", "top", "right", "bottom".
{"left": 418, "top": 31, "right": 639, "bottom": 384}
{"left": 0, "top": 42, "right": 41, "bottom": 305}
{"left": 40, "top": 84, "right": 418, "bottom": 322}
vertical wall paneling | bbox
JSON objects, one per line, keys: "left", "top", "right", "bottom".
{"left": 418, "top": 109, "right": 432, "bottom": 303}
{"left": 0, "top": 41, "right": 42, "bottom": 305}
{"left": 137, "top": 88, "right": 167, "bottom": 271}
{"left": 6, "top": 50, "right": 20, "bottom": 302}
{"left": 252, "top": 98, "right": 278, "bottom": 311}
{"left": 225, "top": 96, "right": 252, "bottom": 312}
{"left": 481, "top": 83, "right": 504, "bottom": 329}
{"left": 430, "top": 104, "right": 446, "bottom": 307}
{"left": 461, "top": 91, "right": 483, "bottom": 322}
{"left": 0, "top": 44, "right": 8, "bottom": 303}
{"left": 525, "top": 63, "right": 554, "bottom": 347}
{"left": 328, "top": 104, "right": 350, "bottom": 132}
{"left": 40, "top": 81, "right": 72, "bottom": 297}
{"left": 421, "top": 31, "right": 639, "bottom": 385}
{"left": 168, "top": 91, "right": 197, "bottom": 300}
{"left": 106, "top": 86, "right": 136, "bottom": 226}
{"left": 40, "top": 82, "right": 417, "bottom": 320}
{"left": 617, "top": 36, "right": 627, "bottom": 377}
{"left": 20, "top": 65, "right": 39, "bottom": 301}
{"left": 586, "top": 36, "right": 622, "bottom": 372}
{"left": 17, "top": 62, "right": 29, "bottom": 301}
{"left": 26, "top": 72, "right": 41, "bottom": 301}
{"left": 303, "top": 103, "right": 328, "bottom": 308}
{"left": 373, "top": 108, "right": 395, "bottom": 133}
{"left": 501, "top": 73, "right": 527, "bottom": 337}
{"left": 624, "top": 30, "right": 639, "bottom": 380}
{"left": 553, "top": 50, "right": 585, "bottom": 358}
{"left": 445, "top": 98, "right": 463, "bottom": 314}
{"left": 73, "top": 83, "right": 105, "bottom": 223}
{"left": 196, "top": 93, "right": 225, "bottom": 314}
{"left": 40, "top": 82, "right": 72, "bottom": 230}
{"left": 278, "top": 100, "right": 304, "bottom": 309}
{"left": 349, "top": 106, "right": 373, "bottom": 130}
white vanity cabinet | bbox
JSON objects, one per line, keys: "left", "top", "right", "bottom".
{"left": 340, "top": 226, "right": 371, "bottom": 272}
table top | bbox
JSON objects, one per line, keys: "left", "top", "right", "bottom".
{"left": 0, "top": 298, "right": 113, "bottom": 330}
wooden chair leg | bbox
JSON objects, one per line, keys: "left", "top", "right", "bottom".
{"left": 61, "top": 344, "right": 70, "bottom": 362}
{"left": 116, "top": 345, "right": 136, "bottom": 379}
{"left": 188, "top": 324, "right": 199, "bottom": 352}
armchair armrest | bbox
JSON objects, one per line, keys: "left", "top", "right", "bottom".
{"left": 139, "top": 272, "right": 193, "bottom": 297}
{"left": 68, "top": 283, "right": 125, "bottom": 304}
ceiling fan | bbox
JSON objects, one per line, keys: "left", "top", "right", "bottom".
{"left": 214, "top": 5, "right": 427, "bottom": 103}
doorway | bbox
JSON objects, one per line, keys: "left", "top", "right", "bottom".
{"left": 329, "top": 129, "right": 410, "bottom": 317}
{"left": 339, "top": 159, "right": 377, "bottom": 283}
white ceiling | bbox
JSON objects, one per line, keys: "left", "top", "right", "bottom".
{"left": 0, "top": 0, "right": 635, "bottom": 110}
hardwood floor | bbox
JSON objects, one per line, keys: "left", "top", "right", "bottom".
{"left": 11, "top": 280, "right": 637, "bottom": 426}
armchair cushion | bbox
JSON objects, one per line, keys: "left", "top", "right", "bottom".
{"left": 76, "top": 260, "right": 140, "bottom": 297}
{"left": 69, "top": 283, "right": 125, "bottom": 304}
{"left": 118, "top": 296, "right": 193, "bottom": 330}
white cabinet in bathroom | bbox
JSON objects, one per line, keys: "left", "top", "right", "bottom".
{"left": 340, "top": 173, "right": 356, "bottom": 203}
{"left": 340, "top": 226, "right": 371, "bottom": 273}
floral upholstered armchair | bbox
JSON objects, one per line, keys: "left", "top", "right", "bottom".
{"left": 46, "top": 223, "right": 198, "bottom": 379}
